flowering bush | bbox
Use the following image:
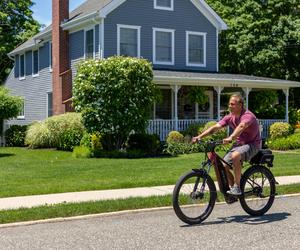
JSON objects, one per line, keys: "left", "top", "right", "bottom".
{"left": 73, "top": 56, "right": 157, "bottom": 150}
{"left": 269, "top": 122, "right": 293, "bottom": 139}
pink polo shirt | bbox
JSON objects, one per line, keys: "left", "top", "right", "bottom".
{"left": 218, "top": 110, "right": 261, "bottom": 148}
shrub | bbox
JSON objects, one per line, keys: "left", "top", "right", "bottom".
{"left": 166, "top": 131, "right": 184, "bottom": 143}
{"left": 127, "top": 133, "right": 160, "bottom": 155}
{"left": 72, "top": 146, "right": 91, "bottom": 158}
{"left": 163, "top": 141, "right": 203, "bottom": 156}
{"left": 73, "top": 56, "right": 158, "bottom": 150}
{"left": 201, "top": 121, "right": 227, "bottom": 141}
{"left": 269, "top": 122, "right": 293, "bottom": 139}
{"left": 5, "top": 125, "right": 28, "bottom": 146}
{"left": 183, "top": 123, "right": 205, "bottom": 137}
{"left": 25, "top": 113, "right": 85, "bottom": 150}
{"left": 267, "top": 133, "right": 300, "bottom": 150}
{"left": 25, "top": 122, "right": 52, "bottom": 148}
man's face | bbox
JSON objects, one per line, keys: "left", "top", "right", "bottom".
{"left": 228, "top": 97, "right": 242, "bottom": 114}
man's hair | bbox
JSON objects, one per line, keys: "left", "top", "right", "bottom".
{"left": 230, "top": 94, "right": 244, "bottom": 106}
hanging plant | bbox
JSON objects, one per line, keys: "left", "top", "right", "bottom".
{"left": 188, "top": 87, "right": 208, "bottom": 106}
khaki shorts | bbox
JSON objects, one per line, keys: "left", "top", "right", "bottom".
{"left": 223, "top": 144, "right": 259, "bottom": 167}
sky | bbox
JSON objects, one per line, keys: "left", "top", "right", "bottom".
{"left": 31, "top": 0, "right": 86, "bottom": 27}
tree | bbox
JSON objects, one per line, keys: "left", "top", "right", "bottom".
{"left": 206, "top": 0, "right": 300, "bottom": 80}
{"left": 0, "top": 87, "right": 23, "bottom": 137}
{"left": 73, "top": 57, "right": 158, "bottom": 150}
{"left": 0, "top": 0, "right": 41, "bottom": 84}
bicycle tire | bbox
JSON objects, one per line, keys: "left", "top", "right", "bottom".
{"left": 239, "top": 166, "right": 276, "bottom": 216}
{"left": 172, "top": 170, "right": 217, "bottom": 225}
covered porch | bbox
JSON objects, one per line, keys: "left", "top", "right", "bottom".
{"left": 148, "top": 71, "right": 300, "bottom": 141}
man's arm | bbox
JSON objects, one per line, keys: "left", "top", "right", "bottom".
{"left": 192, "top": 123, "right": 223, "bottom": 143}
{"left": 223, "top": 122, "right": 249, "bottom": 144}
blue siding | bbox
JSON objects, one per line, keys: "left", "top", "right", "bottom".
{"left": 5, "top": 41, "right": 53, "bottom": 126}
{"left": 104, "top": 0, "right": 217, "bottom": 72}
{"left": 70, "top": 30, "right": 84, "bottom": 60}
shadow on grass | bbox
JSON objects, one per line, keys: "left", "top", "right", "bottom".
{"left": 180, "top": 212, "right": 291, "bottom": 227}
{"left": 0, "top": 153, "right": 15, "bottom": 158}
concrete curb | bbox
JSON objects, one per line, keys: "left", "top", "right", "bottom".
{"left": 0, "top": 193, "right": 299, "bottom": 229}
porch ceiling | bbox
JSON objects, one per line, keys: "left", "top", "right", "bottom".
{"left": 153, "top": 70, "right": 300, "bottom": 89}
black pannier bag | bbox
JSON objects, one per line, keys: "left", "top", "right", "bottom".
{"left": 250, "top": 149, "right": 274, "bottom": 167}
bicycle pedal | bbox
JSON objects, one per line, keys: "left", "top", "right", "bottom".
{"left": 225, "top": 196, "right": 238, "bottom": 204}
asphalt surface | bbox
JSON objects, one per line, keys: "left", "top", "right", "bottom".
{"left": 0, "top": 195, "right": 299, "bottom": 250}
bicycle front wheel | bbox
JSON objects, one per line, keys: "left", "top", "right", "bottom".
{"left": 172, "top": 171, "right": 217, "bottom": 225}
{"left": 239, "top": 166, "right": 276, "bottom": 216}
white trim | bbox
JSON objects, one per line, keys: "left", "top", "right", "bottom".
{"left": 19, "top": 54, "right": 25, "bottom": 80}
{"left": 190, "top": 0, "right": 227, "bottom": 30}
{"left": 153, "top": 27, "right": 175, "bottom": 65}
{"left": 49, "top": 41, "right": 52, "bottom": 72}
{"left": 186, "top": 31, "right": 206, "bottom": 67}
{"left": 216, "top": 29, "right": 219, "bottom": 72}
{"left": 117, "top": 24, "right": 141, "bottom": 58}
{"left": 101, "top": 19, "right": 105, "bottom": 58}
{"left": 62, "top": 11, "right": 99, "bottom": 30}
{"left": 154, "top": 0, "right": 174, "bottom": 11}
{"left": 32, "top": 49, "right": 39, "bottom": 77}
{"left": 99, "top": 0, "right": 127, "bottom": 17}
{"left": 84, "top": 26, "right": 96, "bottom": 59}
{"left": 17, "top": 101, "right": 25, "bottom": 120}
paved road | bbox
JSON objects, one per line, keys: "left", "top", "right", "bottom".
{"left": 0, "top": 195, "right": 299, "bottom": 250}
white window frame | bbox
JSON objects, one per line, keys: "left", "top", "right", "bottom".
{"left": 19, "top": 54, "right": 26, "bottom": 80}
{"left": 32, "top": 49, "right": 39, "bottom": 77}
{"left": 17, "top": 101, "right": 25, "bottom": 119}
{"left": 49, "top": 41, "right": 52, "bottom": 72}
{"left": 84, "top": 26, "right": 96, "bottom": 59}
{"left": 117, "top": 24, "right": 141, "bottom": 58}
{"left": 154, "top": 0, "right": 174, "bottom": 11}
{"left": 186, "top": 31, "right": 206, "bottom": 67}
{"left": 153, "top": 28, "right": 175, "bottom": 65}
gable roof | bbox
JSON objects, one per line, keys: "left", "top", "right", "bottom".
{"left": 9, "top": 0, "right": 227, "bottom": 56}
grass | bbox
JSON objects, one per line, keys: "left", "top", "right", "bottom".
{"left": 0, "top": 147, "right": 300, "bottom": 198}
{"left": 0, "top": 183, "right": 299, "bottom": 225}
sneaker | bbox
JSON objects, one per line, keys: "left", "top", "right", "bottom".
{"left": 227, "top": 185, "right": 242, "bottom": 196}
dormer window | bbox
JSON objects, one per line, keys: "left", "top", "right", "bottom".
{"left": 154, "top": 0, "right": 174, "bottom": 11}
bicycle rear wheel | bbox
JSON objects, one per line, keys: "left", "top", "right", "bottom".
{"left": 239, "top": 166, "right": 276, "bottom": 216}
{"left": 172, "top": 171, "right": 217, "bottom": 225}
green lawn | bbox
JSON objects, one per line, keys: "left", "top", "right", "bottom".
{"left": 0, "top": 147, "right": 300, "bottom": 198}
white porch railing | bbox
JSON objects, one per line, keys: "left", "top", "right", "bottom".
{"left": 148, "top": 119, "right": 285, "bottom": 141}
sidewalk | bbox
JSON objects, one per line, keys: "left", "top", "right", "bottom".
{"left": 1, "top": 175, "right": 300, "bottom": 210}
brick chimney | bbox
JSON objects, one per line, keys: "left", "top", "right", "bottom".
{"left": 52, "top": 0, "right": 72, "bottom": 115}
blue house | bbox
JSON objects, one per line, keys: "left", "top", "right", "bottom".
{"left": 4, "top": 0, "right": 300, "bottom": 140}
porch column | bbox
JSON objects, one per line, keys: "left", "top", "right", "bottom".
{"left": 242, "top": 87, "right": 251, "bottom": 110}
{"left": 171, "top": 85, "right": 181, "bottom": 131}
{"left": 214, "top": 86, "right": 224, "bottom": 120}
{"left": 283, "top": 88, "right": 289, "bottom": 122}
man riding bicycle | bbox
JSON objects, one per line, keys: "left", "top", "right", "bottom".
{"left": 192, "top": 94, "right": 261, "bottom": 196}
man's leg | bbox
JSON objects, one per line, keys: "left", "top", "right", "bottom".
{"left": 231, "top": 151, "right": 242, "bottom": 187}
{"left": 223, "top": 165, "right": 234, "bottom": 187}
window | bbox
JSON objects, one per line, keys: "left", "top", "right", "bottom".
{"left": 85, "top": 28, "right": 95, "bottom": 59}
{"left": 49, "top": 41, "right": 52, "bottom": 72}
{"left": 117, "top": 24, "right": 140, "bottom": 57}
{"left": 153, "top": 28, "right": 175, "bottom": 65}
{"left": 154, "top": 0, "right": 173, "bottom": 11}
{"left": 32, "top": 50, "right": 39, "bottom": 77}
{"left": 19, "top": 54, "right": 25, "bottom": 80}
{"left": 186, "top": 31, "right": 206, "bottom": 67}
{"left": 47, "top": 92, "right": 53, "bottom": 117}
{"left": 17, "top": 101, "right": 25, "bottom": 119}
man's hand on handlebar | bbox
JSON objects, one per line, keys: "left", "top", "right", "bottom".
{"left": 223, "top": 136, "right": 233, "bottom": 144}
{"left": 192, "top": 135, "right": 201, "bottom": 143}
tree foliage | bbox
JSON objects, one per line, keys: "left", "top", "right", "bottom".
{"left": 73, "top": 57, "right": 158, "bottom": 150}
{"left": 206, "top": 0, "right": 300, "bottom": 81}
{"left": 0, "top": 0, "right": 41, "bottom": 84}
{"left": 0, "top": 87, "right": 23, "bottom": 120}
